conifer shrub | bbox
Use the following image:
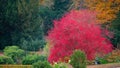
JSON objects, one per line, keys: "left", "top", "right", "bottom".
{"left": 70, "top": 50, "right": 86, "bottom": 68}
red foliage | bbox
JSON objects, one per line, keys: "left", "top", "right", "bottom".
{"left": 47, "top": 10, "right": 113, "bottom": 63}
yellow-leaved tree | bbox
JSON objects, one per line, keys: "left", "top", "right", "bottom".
{"left": 72, "top": 0, "right": 120, "bottom": 24}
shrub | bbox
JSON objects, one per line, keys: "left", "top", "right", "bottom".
{"left": 104, "top": 49, "right": 120, "bottom": 63}
{"left": 53, "top": 63, "right": 69, "bottom": 68}
{"left": 0, "top": 55, "right": 14, "bottom": 64}
{"left": 3, "top": 46, "right": 25, "bottom": 64}
{"left": 47, "top": 10, "right": 113, "bottom": 63}
{"left": 96, "top": 57, "right": 108, "bottom": 64}
{"left": 32, "top": 61, "right": 52, "bottom": 68}
{"left": 70, "top": 50, "right": 86, "bottom": 68}
{"left": 22, "top": 54, "right": 47, "bottom": 65}
{"left": 93, "top": 49, "right": 120, "bottom": 64}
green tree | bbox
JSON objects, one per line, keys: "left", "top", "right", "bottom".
{"left": 41, "top": 0, "right": 72, "bottom": 35}
{"left": 0, "top": 0, "right": 18, "bottom": 49}
{"left": 0, "top": 0, "right": 45, "bottom": 50}
{"left": 110, "top": 11, "right": 120, "bottom": 49}
{"left": 17, "top": 0, "right": 45, "bottom": 51}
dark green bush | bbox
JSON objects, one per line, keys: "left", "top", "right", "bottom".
{"left": 3, "top": 46, "right": 25, "bottom": 64}
{"left": 0, "top": 55, "right": 14, "bottom": 64}
{"left": 70, "top": 50, "right": 86, "bottom": 68}
{"left": 22, "top": 54, "right": 47, "bottom": 65}
{"left": 32, "top": 61, "right": 52, "bottom": 68}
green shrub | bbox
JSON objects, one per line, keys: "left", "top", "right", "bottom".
{"left": 22, "top": 54, "right": 47, "bottom": 65}
{"left": 0, "top": 55, "right": 14, "bottom": 64}
{"left": 70, "top": 50, "right": 86, "bottom": 68}
{"left": 32, "top": 61, "right": 52, "bottom": 68}
{"left": 96, "top": 57, "right": 108, "bottom": 64}
{"left": 53, "top": 63, "right": 69, "bottom": 68}
{"left": 3, "top": 46, "right": 25, "bottom": 64}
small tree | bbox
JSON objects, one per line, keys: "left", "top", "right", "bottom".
{"left": 47, "top": 10, "right": 113, "bottom": 63}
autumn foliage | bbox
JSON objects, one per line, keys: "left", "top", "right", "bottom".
{"left": 72, "top": 0, "right": 120, "bottom": 23}
{"left": 84, "top": 0, "right": 120, "bottom": 23}
{"left": 47, "top": 10, "right": 113, "bottom": 63}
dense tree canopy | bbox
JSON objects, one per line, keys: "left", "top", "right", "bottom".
{"left": 72, "top": 0, "right": 120, "bottom": 23}
{"left": 0, "top": 0, "right": 45, "bottom": 50}
{"left": 110, "top": 11, "right": 120, "bottom": 48}
{"left": 42, "top": 0, "right": 72, "bottom": 35}
{"left": 84, "top": 0, "right": 120, "bottom": 23}
{"left": 0, "top": 0, "right": 119, "bottom": 52}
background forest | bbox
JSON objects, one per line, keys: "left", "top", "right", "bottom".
{"left": 0, "top": 0, "right": 120, "bottom": 51}
{"left": 0, "top": 0, "right": 120, "bottom": 68}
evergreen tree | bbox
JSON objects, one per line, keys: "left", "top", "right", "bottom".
{"left": 0, "top": 0, "right": 45, "bottom": 51}
{"left": 0, "top": 0, "right": 18, "bottom": 49}
{"left": 42, "top": 0, "right": 72, "bottom": 35}
{"left": 110, "top": 11, "right": 120, "bottom": 48}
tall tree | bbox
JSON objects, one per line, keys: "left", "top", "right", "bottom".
{"left": 0, "top": 0, "right": 18, "bottom": 49}
{"left": 0, "top": 0, "right": 45, "bottom": 50}
{"left": 17, "top": 0, "right": 45, "bottom": 51}
{"left": 41, "top": 0, "right": 72, "bottom": 35}
{"left": 110, "top": 11, "right": 120, "bottom": 49}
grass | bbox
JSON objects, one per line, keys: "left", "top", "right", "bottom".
{"left": 0, "top": 65, "right": 32, "bottom": 68}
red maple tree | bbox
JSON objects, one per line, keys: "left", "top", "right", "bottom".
{"left": 47, "top": 10, "right": 113, "bottom": 63}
